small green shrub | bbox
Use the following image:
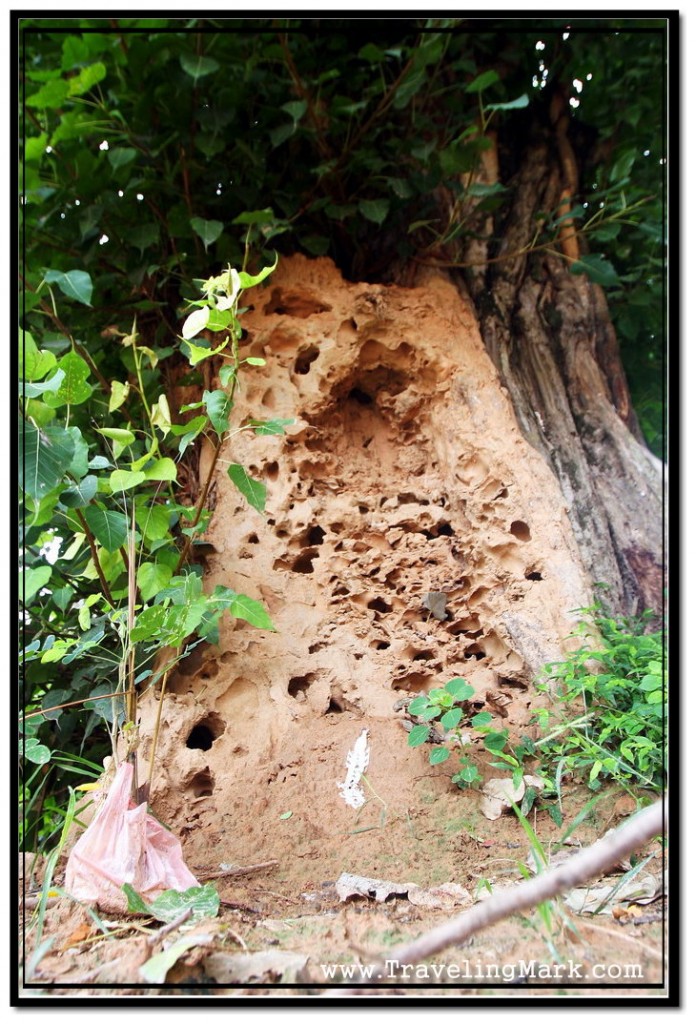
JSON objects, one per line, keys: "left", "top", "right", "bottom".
{"left": 405, "top": 677, "right": 529, "bottom": 791}
{"left": 404, "top": 608, "right": 666, "bottom": 821}
{"left": 533, "top": 608, "right": 667, "bottom": 793}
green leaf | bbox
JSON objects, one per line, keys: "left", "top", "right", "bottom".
{"left": 24, "top": 132, "right": 48, "bottom": 162}
{"left": 97, "top": 428, "right": 136, "bottom": 446}
{"left": 232, "top": 208, "right": 275, "bottom": 225}
{"left": 270, "top": 123, "right": 295, "bottom": 149}
{"left": 440, "top": 708, "right": 463, "bottom": 730}
{"left": 237, "top": 252, "right": 279, "bottom": 289}
{"left": 184, "top": 336, "right": 229, "bottom": 366}
{"left": 109, "top": 469, "right": 147, "bottom": 493}
{"left": 129, "top": 224, "right": 160, "bottom": 254}
{"left": 358, "top": 43, "right": 385, "bottom": 62}
{"left": 466, "top": 181, "right": 507, "bottom": 197}
{"left": 190, "top": 217, "right": 224, "bottom": 250}
{"left": 483, "top": 731, "right": 509, "bottom": 752}
{"left": 83, "top": 506, "right": 128, "bottom": 551}
{"left": 429, "top": 746, "right": 451, "bottom": 765}
{"left": 52, "top": 586, "right": 74, "bottom": 611}
{"left": 281, "top": 100, "right": 307, "bottom": 123}
{"left": 109, "top": 380, "right": 130, "bottom": 413}
{"left": 43, "top": 269, "right": 93, "bottom": 306}
{"left": 248, "top": 418, "right": 293, "bottom": 436}
{"left": 445, "top": 677, "right": 474, "bottom": 700}
{"left": 299, "top": 234, "right": 330, "bottom": 256}
{"left": 466, "top": 69, "right": 501, "bottom": 92}
{"left": 205, "top": 308, "right": 233, "bottom": 333}
{"left": 108, "top": 147, "right": 137, "bottom": 171}
{"left": 359, "top": 198, "right": 390, "bottom": 225}
{"left": 203, "top": 389, "right": 232, "bottom": 436}
{"left": 23, "top": 737, "right": 52, "bottom": 766}
{"left": 394, "top": 69, "right": 426, "bottom": 108}
{"left": 26, "top": 78, "right": 70, "bottom": 108}
{"left": 407, "top": 725, "right": 429, "bottom": 747}
{"left": 130, "top": 605, "right": 176, "bottom": 644}
{"left": 408, "top": 696, "right": 430, "bottom": 716}
{"left": 227, "top": 463, "right": 266, "bottom": 513}
{"left": 135, "top": 504, "right": 173, "bottom": 542}
{"left": 42, "top": 351, "right": 92, "bottom": 407}
{"left": 22, "top": 369, "right": 66, "bottom": 398}
{"left": 471, "top": 711, "right": 493, "bottom": 728}
{"left": 484, "top": 93, "right": 529, "bottom": 112}
{"left": 20, "top": 420, "right": 75, "bottom": 499}
{"left": 60, "top": 474, "right": 98, "bottom": 507}
{"left": 179, "top": 53, "right": 220, "bottom": 81}
{"left": 143, "top": 458, "right": 178, "bottom": 482}
{"left": 23, "top": 565, "right": 52, "bottom": 603}
{"left": 137, "top": 562, "right": 174, "bottom": 602}
{"left": 569, "top": 254, "right": 621, "bottom": 288}
{"left": 227, "top": 593, "right": 275, "bottom": 630}
{"left": 68, "top": 61, "right": 107, "bottom": 96}
{"left": 20, "top": 331, "right": 56, "bottom": 382}
{"left": 610, "top": 150, "right": 637, "bottom": 183}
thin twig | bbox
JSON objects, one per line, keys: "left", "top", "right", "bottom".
{"left": 74, "top": 508, "right": 115, "bottom": 607}
{"left": 194, "top": 860, "right": 279, "bottom": 880}
{"left": 331, "top": 796, "right": 666, "bottom": 990}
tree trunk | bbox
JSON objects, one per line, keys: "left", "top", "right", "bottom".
{"left": 461, "top": 134, "right": 664, "bottom": 620}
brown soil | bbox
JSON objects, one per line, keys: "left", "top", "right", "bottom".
{"left": 21, "top": 785, "right": 667, "bottom": 999}
{"left": 19, "top": 256, "right": 667, "bottom": 1001}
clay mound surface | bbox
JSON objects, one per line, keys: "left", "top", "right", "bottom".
{"left": 139, "top": 254, "right": 591, "bottom": 880}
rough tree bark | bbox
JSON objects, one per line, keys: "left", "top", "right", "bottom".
{"left": 457, "top": 130, "right": 665, "bottom": 620}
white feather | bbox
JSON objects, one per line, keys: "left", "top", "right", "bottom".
{"left": 337, "top": 729, "right": 370, "bottom": 809}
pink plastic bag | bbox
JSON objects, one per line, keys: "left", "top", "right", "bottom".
{"left": 65, "top": 761, "right": 199, "bottom": 913}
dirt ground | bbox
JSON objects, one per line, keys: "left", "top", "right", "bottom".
{"left": 19, "top": 781, "right": 668, "bottom": 1001}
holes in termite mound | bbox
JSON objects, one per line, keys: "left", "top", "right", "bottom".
{"left": 247, "top": 532, "right": 259, "bottom": 544}
{"left": 288, "top": 674, "right": 315, "bottom": 701}
{"left": 299, "top": 524, "right": 326, "bottom": 546}
{"left": 447, "top": 614, "right": 481, "bottom": 637}
{"left": 525, "top": 570, "right": 543, "bottom": 581}
{"left": 398, "top": 492, "right": 429, "bottom": 507}
{"left": 367, "top": 597, "right": 392, "bottom": 614}
{"left": 497, "top": 675, "right": 528, "bottom": 690}
{"left": 325, "top": 685, "right": 356, "bottom": 714}
{"left": 510, "top": 520, "right": 531, "bottom": 542}
{"left": 371, "top": 639, "right": 391, "bottom": 650}
{"left": 431, "top": 521, "right": 454, "bottom": 538}
{"left": 265, "top": 461, "right": 279, "bottom": 481}
{"left": 263, "top": 288, "right": 332, "bottom": 318}
{"left": 185, "top": 768, "right": 215, "bottom": 799}
{"left": 392, "top": 671, "right": 432, "bottom": 692}
{"left": 294, "top": 344, "right": 320, "bottom": 375}
{"left": 349, "top": 387, "right": 373, "bottom": 406}
{"left": 177, "top": 645, "right": 211, "bottom": 678}
{"left": 464, "top": 644, "right": 486, "bottom": 661}
{"left": 186, "top": 713, "right": 226, "bottom": 751}
{"left": 274, "top": 549, "right": 320, "bottom": 574}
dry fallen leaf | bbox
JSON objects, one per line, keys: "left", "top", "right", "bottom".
{"left": 335, "top": 872, "right": 471, "bottom": 909}
{"left": 61, "top": 922, "right": 94, "bottom": 950}
{"left": 204, "top": 950, "right": 308, "bottom": 984}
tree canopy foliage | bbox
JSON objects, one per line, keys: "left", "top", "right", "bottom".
{"left": 19, "top": 17, "right": 668, "bottom": 847}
